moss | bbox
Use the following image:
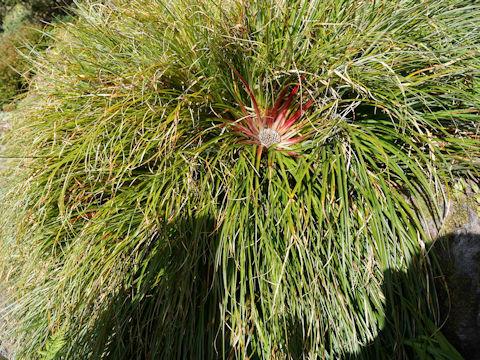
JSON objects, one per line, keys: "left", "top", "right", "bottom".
{"left": 443, "top": 194, "right": 478, "bottom": 233}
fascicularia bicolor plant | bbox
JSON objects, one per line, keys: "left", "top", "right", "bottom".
{"left": 1, "top": 0, "right": 480, "bottom": 360}
{"left": 224, "top": 67, "right": 314, "bottom": 156}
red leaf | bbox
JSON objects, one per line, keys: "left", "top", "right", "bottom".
{"left": 278, "top": 98, "right": 313, "bottom": 133}
{"left": 272, "top": 76, "right": 306, "bottom": 129}
{"left": 233, "top": 123, "right": 255, "bottom": 137}
{"left": 281, "top": 136, "right": 305, "bottom": 146}
{"left": 237, "top": 102, "right": 259, "bottom": 134}
{"left": 229, "top": 64, "right": 263, "bottom": 125}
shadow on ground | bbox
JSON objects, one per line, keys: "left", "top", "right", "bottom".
{"left": 346, "top": 229, "right": 480, "bottom": 359}
{"left": 75, "top": 213, "right": 480, "bottom": 360}
{"left": 76, "top": 214, "right": 232, "bottom": 360}
{"left": 3, "top": 210, "right": 478, "bottom": 359}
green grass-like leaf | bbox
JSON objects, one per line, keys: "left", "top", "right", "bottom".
{"left": 1, "top": 0, "right": 479, "bottom": 359}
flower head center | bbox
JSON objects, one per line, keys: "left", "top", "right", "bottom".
{"left": 258, "top": 128, "right": 281, "bottom": 147}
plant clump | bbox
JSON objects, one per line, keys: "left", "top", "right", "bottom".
{"left": 0, "top": 0, "right": 479, "bottom": 359}
{"left": 226, "top": 69, "right": 314, "bottom": 154}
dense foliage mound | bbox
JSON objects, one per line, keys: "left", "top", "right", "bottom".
{"left": 1, "top": 0, "right": 479, "bottom": 359}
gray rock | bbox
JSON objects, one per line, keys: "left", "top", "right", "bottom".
{"left": 439, "top": 205, "right": 480, "bottom": 359}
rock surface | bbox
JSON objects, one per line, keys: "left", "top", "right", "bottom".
{"left": 440, "top": 205, "right": 480, "bottom": 359}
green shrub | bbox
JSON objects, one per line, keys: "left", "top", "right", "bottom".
{"left": 0, "top": 3, "right": 31, "bottom": 33}
{"left": 0, "top": 22, "right": 43, "bottom": 106}
{"left": 1, "top": 0, "right": 479, "bottom": 359}
{"left": 20, "top": 0, "right": 74, "bottom": 23}
{"left": 0, "top": 1, "right": 73, "bottom": 106}
{"left": 0, "top": 0, "right": 73, "bottom": 31}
